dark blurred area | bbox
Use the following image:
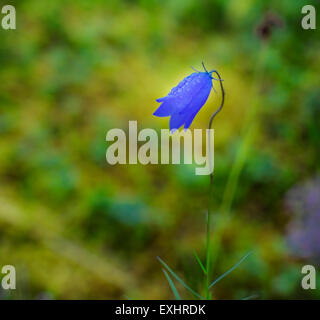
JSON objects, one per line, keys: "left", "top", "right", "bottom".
{"left": 0, "top": 0, "right": 319, "bottom": 299}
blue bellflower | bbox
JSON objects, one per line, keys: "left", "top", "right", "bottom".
{"left": 154, "top": 64, "right": 219, "bottom": 132}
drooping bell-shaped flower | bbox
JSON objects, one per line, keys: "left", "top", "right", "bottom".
{"left": 154, "top": 64, "right": 218, "bottom": 131}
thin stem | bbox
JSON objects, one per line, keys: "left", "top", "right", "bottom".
{"left": 208, "top": 70, "right": 225, "bottom": 182}
{"left": 205, "top": 70, "right": 225, "bottom": 299}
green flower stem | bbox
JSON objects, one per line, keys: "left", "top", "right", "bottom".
{"left": 205, "top": 69, "right": 225, "bottom": 299}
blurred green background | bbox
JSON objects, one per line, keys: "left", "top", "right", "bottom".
{"left": 0, "top": 0, "right": 319, "bottom": 299}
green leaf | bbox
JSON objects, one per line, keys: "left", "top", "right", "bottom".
{"left": 193, "top": 250, "right": 207, "bottom": 275}
{"left": 157, "top": 256, "right": 204, "bottom": 300}
{"left": 209, "top": 251, "right": 252, "bottom": 289}
{"left": 242, "top": 294, "right": 259, "bottom": 300}
{"left": 162, "top": 269, "right": 181, "bottom": 300}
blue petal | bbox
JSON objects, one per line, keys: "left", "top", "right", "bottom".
{"left": 156, "top": 97, "right": 168, "bottom": 103}
{"left": 153, "top": 99, "right": 177, "bottom": 117}
{"left": 154, "top": 71, "right": 213, "bottom": 131}
{"left": 182, "top": 79, "right": 212, "bottom": 129}
{"left": 178, "top": 74, "right": 212, "bottom": 116}
{"left": 183, "top": 109, "right": 200, "bottom": 130}
{"left": 169, "top": 112, "right": 190, "bottom": 131}
{"left": 171, "top": 75, "right": 212, "bottom": 130}
{"left": 154, "top": 72, "right": 206, "bottom": 117}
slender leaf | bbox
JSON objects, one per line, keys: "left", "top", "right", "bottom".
{"left": 242, "top": 294, "right": 259, "bottom": 300}
{"left": 162, "top": 269, "right": 181, "bottom": 300}
{"left": 209, "top": 251, "right": 252, "bottom": 289}
{"left": 157, "top": 256, "right": 204, "bottom": 300}
{"left": 193, "top": 250, "right": 207, "bottom": 275}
